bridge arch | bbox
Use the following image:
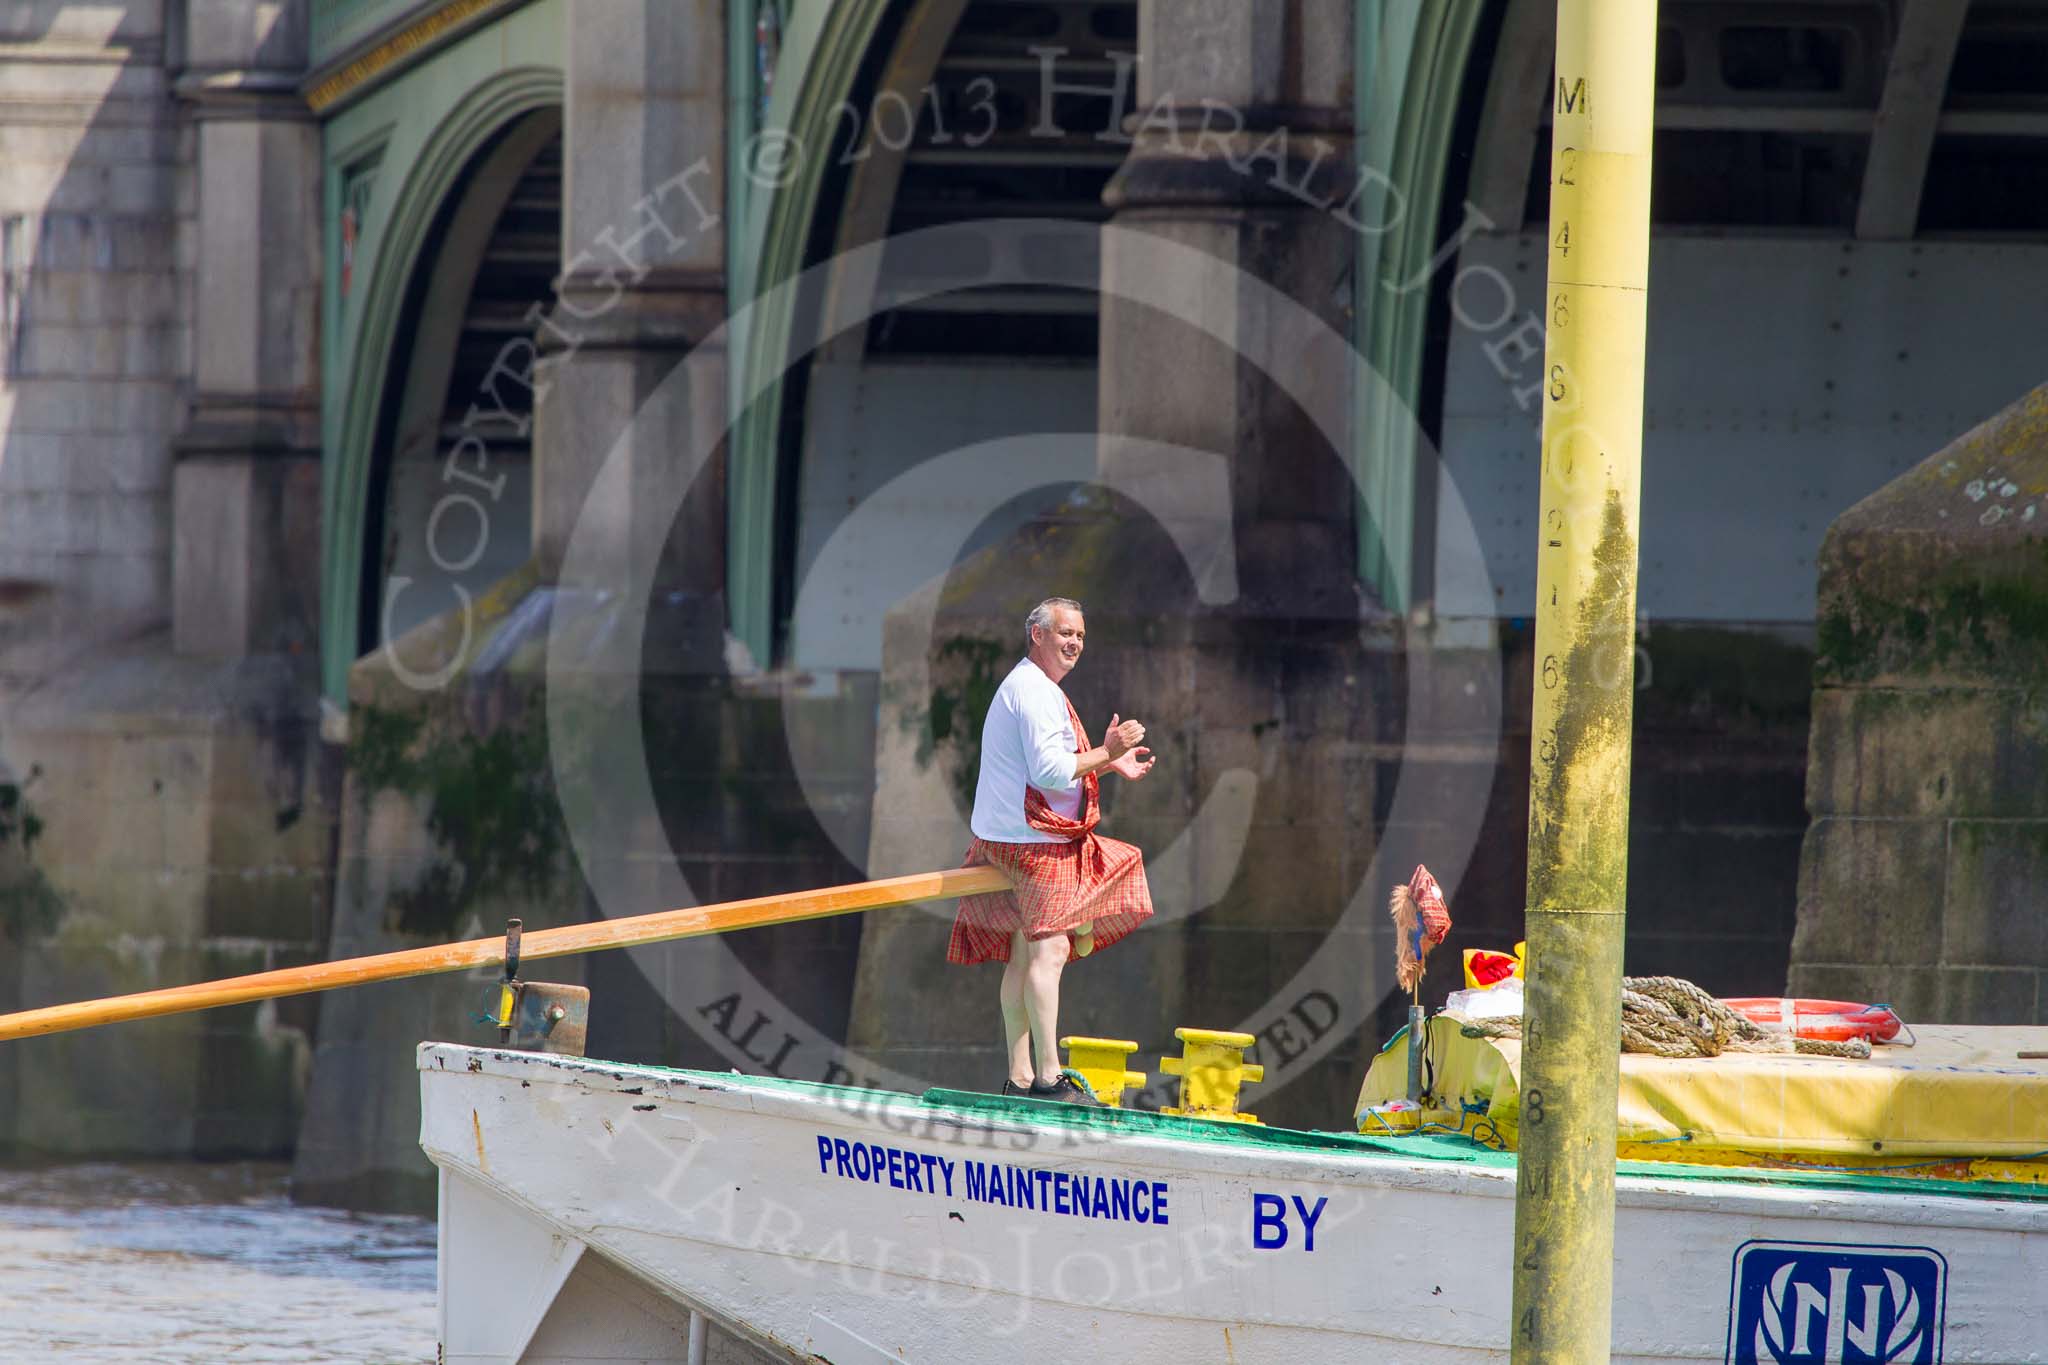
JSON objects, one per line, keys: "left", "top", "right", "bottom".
{"left": 318, "top": 54, "right": 564, "bottom": 702}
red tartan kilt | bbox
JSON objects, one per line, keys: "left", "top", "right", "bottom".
{"left": 948, "top": 834, "right": 1153, "bottom": 965}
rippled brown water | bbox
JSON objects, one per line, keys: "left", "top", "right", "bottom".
{"left": 0, "top": 1162, "right": 436, "bottom": 1363}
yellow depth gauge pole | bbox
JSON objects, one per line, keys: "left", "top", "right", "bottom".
{"left": 1509, "top": 1, "right": 1657, "bottom": 1361}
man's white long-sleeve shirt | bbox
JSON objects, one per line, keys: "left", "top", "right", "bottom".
{"left": 970, "top": 658, "right": 1085, "bottom": 844}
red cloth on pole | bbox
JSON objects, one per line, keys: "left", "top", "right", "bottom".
{"left": 1409, "top": 864, "right": 1450, "bottom": 944}
{"left": 1391, "top": 862, "right": 1453, "bottom": 992}
{"left": 948, "top": 699, "right": 1154, "bottom": 965}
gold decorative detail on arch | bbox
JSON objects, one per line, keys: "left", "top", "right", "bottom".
{"left": 306, "top": 0, "right": 511, "bottom": 114}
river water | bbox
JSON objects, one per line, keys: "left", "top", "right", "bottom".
{"left": 0, "top": 1161, "right": 437, "bottom": 1363}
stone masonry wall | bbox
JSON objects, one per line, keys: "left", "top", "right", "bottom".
{"left": 1790, "top": 383, "right": 2048, "bottom": 1024}
{"left": 0, "top": 652, "right": 340, "bottom": 1157}
{"left": 1489, "top": 620, "right": 1813, "bottom": 1006}
{"left": 0, "top": 3, "right": 340, "bottom": 1159}
{"left": 0, "top": 1, "right": 186, "bottom": 654}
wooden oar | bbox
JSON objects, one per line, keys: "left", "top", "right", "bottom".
{"left": 0, "top": 865, "right": 1011, "bottom": 1043}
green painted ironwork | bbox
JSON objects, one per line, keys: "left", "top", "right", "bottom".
{"left": 311, "top": 0, "right": 1498, "bottom": 675}
{"left": 311, "top": 0, "right": 413, "bottom": 61}
{"left": 724, "top": 0, "right": 1494, "bottom": 655}
{"left": 1355, "top": 0, "right": 1491, "bottom": 613}
{"left": 310, "top": 0, "right": 1503, "bottom": 687}
{"left": 316, "top": 3, "right": 565, "bottom": 704}
{"left": 726, "top": 0, "right": 896, "bottom": 669}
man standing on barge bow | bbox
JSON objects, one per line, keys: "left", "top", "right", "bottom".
{"left": 948, "top": 597, "right": 1157, "bottom": 1104}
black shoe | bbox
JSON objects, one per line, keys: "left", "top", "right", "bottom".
{"left": 1029, "top": 1072, "right": 1103, "bottom": 1106}
{"left": 1000, "top": 1078, "right": 1034, "bottom": 1097}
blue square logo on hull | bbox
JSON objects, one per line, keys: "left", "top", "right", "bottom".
{"left": 1727, "top": 1240, "right": 1946, "bottom": 1364}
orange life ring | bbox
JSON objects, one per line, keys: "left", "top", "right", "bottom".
{"left": 1718, "top": 997, "right": 1903, "bottom": 1044}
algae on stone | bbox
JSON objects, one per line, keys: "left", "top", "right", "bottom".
{"left": 1793, "top": 378, "right": 2048, "bottom": 1024}
{"left": 0, "top": 766, "right": 63, "bottom": 945}
{"left": 346, "top": 704, "right": 563, "bottom": 938}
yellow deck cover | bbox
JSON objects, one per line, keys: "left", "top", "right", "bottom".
{"left": 1358, "top": 1019, "right": 2048, "bottom": 1162}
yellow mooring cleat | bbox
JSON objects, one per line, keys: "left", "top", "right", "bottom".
{"left": 1059, "top": 1036, "right": 1147, "bottom": 1107}
{"left": 1159, "top": 1027, "right": 1264, "bottom": 1124}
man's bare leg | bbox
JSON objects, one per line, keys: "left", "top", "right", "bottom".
{"left": 1001, "top": 931, "right": 1032, "bottom": 1087}
{"left": 1021, "top": 932, "right": 1071, "bottom": 1084}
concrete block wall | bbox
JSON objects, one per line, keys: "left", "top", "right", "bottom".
{"left": 1789, "top": 383, "right": 2048, "bottom": 1024}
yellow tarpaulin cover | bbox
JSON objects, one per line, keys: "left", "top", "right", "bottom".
{"left": 1358, "top": 1018, "right": 2048, "bottom": 1163}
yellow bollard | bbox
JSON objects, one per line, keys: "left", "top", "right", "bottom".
{"left": 1159, "top": 1027, "right": 1264, "bottom": 1124}
{"left": 1059, "top": 1036, "right": 1147, "bottom": 1108}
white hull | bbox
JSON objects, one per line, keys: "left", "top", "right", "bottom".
{"left": 420, "top": 1044, "right": 2048, "bottom": 1364}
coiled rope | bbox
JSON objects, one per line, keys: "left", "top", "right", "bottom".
{"left": 1458, "top": 975, "right": 1873, "bottom": 1060}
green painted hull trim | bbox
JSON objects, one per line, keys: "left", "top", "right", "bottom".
{"left": 635, "top": 1064, "right": 2048, "bottom": 1205}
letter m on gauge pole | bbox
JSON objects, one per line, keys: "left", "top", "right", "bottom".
{"left": 1557, "top": 77, "right": 1589, "bottom": 116}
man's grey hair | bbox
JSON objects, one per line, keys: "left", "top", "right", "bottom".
{"left": 1025, "top": 597, "right": 1084, "bottom": 647}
